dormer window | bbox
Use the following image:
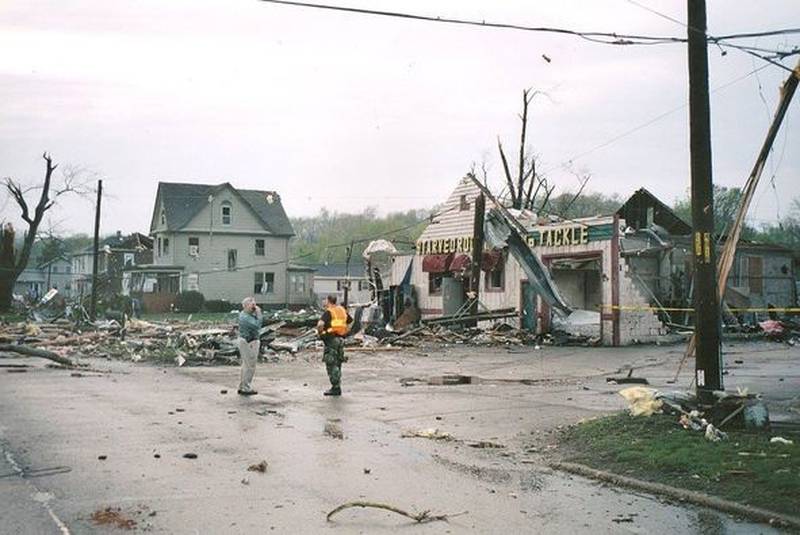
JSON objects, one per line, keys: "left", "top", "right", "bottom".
{"left": 221, "top": 201, "right": 232, "bottom": 225}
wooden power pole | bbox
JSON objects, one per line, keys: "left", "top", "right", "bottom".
{"left": 343, "top": 240, "right": 354, "bottom": 307}
{"left": 468, "top": 193, "right": 486, "bottom": 324}
{"left": 687, "top": 0, "right": 722, "bottom": 398}
{"left": 89, "top": 179, "right": 103, "bottom": 321}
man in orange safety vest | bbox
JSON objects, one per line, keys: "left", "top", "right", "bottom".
{"left": 316, "top": 294, "right": 353, "bottom": 396}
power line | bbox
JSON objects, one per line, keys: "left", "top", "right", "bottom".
{"left": 258, "top": 0, "right": 685, "bottom": 45}
{"left": 625, "top": 0, "right": 799, "bottom": 73}
{"left": 258, "top": 0, "right": 800, "bottom": 55}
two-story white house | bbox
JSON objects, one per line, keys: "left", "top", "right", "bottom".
{"left": 143, "top": 182, "right": 313, "bottom": 309}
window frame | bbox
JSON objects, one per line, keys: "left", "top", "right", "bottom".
{"left": 254, "top": 271, "right": 274, "bottom": 294}
{"left": 484, "top": 266, "right": 505, "bottom": 292}
{"left": 221, "top": 201, "right": 232, "bottom": 225}
{"left": 227, "top": 249, "right": 237, "bottom": 271}
{"left": 255, "top": 239, "right": 265, "bottom": 256}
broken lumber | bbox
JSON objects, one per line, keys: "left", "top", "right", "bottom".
{"left": 0, "top": 344, "right": 76, "bottom": 367}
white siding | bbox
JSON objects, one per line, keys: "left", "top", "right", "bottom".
{"left": 183, "top": 187, "right": 269, "bottom": 234}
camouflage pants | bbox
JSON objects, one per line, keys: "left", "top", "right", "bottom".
{"left": 322, "top": 336, "right": 347, "bottom": 387}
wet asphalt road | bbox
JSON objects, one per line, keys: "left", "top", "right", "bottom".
{"left": 1, "top": 341, "right": 796, "bottom": 534}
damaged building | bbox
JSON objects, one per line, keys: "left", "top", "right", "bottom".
{"left": 390, "top": 177, "right": 796, "bottom": 346}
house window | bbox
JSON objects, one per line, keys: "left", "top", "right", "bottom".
{"left": 157, "top": 237, "right": 162, "bottom": 256}
{"left": 227, "top": 249, "right": 237, "bottom": 271}
{"left": 485, "top": 267, "right": 505, "bottom": 291}
{"left": 189, "top": 237, "right": 199, "bottom": 256}
{"left": 336, "top": 280, "right": 346, "bottom": 291}
{"left": 52, "top": 266, "right": 59, "bottom": 273}
{"left": 428, "top": 273, "right": 444, "bottom": 295}
{"left": 221, "top": 201, "right": 232, "bottom": 225}
{"left": 163, "top": 238, "right": 169, "bottom": 255}
{"left": 459, "top": 194, "right": 470, "bottom": 211}
{"left": 123, "top": 253, "right": 135, "bottom": 267}
{"left": 160, "top": 210, "right": 166, "bottom": 226}
{"left": 291, "top": 274, "right": 306, "bottom": 294}
{"left": 254, "top": 272, "right": 274, "bottom": 294}
{"left": 255, "top": 239, "right": 265, "bottom": 256}
{"left": 358, "top": 280, "right": 370, "bottom": 291}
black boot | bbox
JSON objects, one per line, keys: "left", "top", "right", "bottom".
{"left": 323, "top": 386, "right": 342, "bottom": 396}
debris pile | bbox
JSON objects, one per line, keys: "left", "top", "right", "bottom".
{"left": 618, "top": 386, "right": 772, "bottom": 441}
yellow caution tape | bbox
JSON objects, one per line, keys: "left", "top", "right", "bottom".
{"left": 599, "top": 305, "right": 800, "bottom": 313}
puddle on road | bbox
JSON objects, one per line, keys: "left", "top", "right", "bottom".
{"left": 400, "top": 374, "right": 576, "bottom": 387}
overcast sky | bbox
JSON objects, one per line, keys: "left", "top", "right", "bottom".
{"left": 0, "top": 0, "right": 797, "bottom": 236}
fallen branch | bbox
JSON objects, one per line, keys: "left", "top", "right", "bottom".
{"left": 0, "top": 344, "right": 76, "bottom": 367}
{"left": 326, "top": 501, "right": 467, "bottom": 524}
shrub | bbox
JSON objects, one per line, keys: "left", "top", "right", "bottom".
{"left": 175, "top": 291, "right": 205, "bottom": 313}
{"left": 204, "top": 299, "right": 233, "bottom": 313}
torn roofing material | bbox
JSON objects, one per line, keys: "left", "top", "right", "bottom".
{"left": 484, "top": 208, "right": 572, "bottom": 317}
{"left": 466, "top": 174, "right": 572, "bottom": 317}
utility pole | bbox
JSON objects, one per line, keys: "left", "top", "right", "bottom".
{"left": 468, "top": 193, "right": 486, "bottom": 325}
{"left": 687, "top": 0, "right": 722, "bottom": 398}
{"left": 343, "top": 240, "right": 354, "bottom": 307}
{"left": 89, "top": 179, "right": 102, "bottom": 322}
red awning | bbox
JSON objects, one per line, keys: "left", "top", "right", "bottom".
{"left": 422, "top": 253, "right": 454, "bottom": 273}
{"left": 481, "top": 249, "right": 504, "bottom": 272}
{"left": 449, "top": 254, "right": 472, "bottom": 272}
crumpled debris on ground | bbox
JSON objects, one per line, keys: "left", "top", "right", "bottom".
{"left": 619, "top": 386, "right": 663, "bottom": 416}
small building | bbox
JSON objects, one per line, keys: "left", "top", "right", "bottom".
{"left": 391, "top": 176, "right": 796, "bottom": 346}
{"left": 39, "top": 256, "right": 73, "bottom": 294}
{"left": 311, "top": 263, "right": 371, "bottom": 304}
{"left": 146, "top": 182, "right": 313, "bottom": 309}
{"left": 14, "top": 255, "right": 73, "bottom": 300}
{"left": 13, "top": 265, "right": 46, "bottom": 300}
{"left": 71, "top": 232, "right": 153, "bottom": 298}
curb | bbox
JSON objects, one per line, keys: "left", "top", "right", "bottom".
{"left": 549, "top": 461, "right": 800, "bottom": 530}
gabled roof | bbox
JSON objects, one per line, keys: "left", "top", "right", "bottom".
{"left": 153, "top": 182, "right": 294, "bottom": 236}
{"left": 617, "top": 188, "right": 692, "bottom": 235}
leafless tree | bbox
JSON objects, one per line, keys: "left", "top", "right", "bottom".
{"left": 0, "top": 153, "right": 91, "bottom": 310}
{"left": 496, "top": 88, "right": 556, "bottom": 212}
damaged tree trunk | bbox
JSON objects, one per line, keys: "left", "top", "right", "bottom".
{"left": 0, "top": 344, "right": 76, "bottom": 367}
{"left": 0, "top": 224, "right": 16, "bottom": 310}
{"left": 1, "top": 153, "right": 70, "bottom": 312}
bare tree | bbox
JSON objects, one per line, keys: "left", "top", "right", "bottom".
{"left": 0, "top": 153, "right": 90, "bottom": 311}
{"left": 496, "top": 89, "right": 556, "bottom": 212}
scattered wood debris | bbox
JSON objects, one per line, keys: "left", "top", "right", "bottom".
{"left": 324, "top": 421, "right": 344, "bottom": 440}
{"left": 247, "top": 460, "right": 268, "bottom": 473}
{"left": 400, "top": 428, "right": 452, "bottom": 441}
{"left": 326, "top": 501, "right": 467, "bottom": 524}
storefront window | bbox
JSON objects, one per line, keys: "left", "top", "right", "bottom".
{"left": 485, "top": 267, "right": 504, "bottom": 291}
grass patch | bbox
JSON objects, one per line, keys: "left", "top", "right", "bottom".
{"left": 0, "top": 312, "right": 28, "bottom": 323}
{"left": 559, "top": 413, "right": 800, "bottom": 516}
